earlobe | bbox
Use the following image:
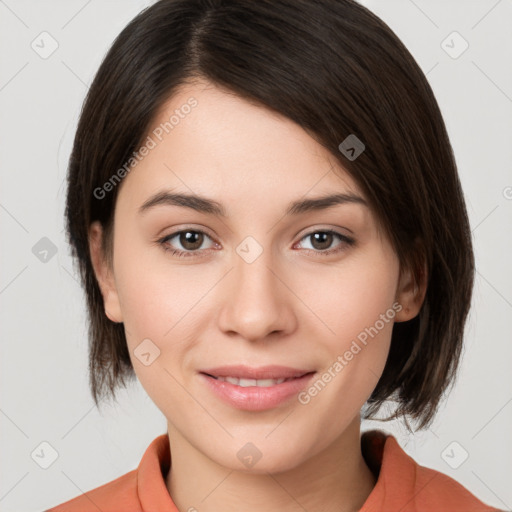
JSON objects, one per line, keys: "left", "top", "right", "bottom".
{"left": 88, "top": 221, "right": 123, "bottom": 323}
{"left": 394, "top": 262, "right": 427, "bottom": 322}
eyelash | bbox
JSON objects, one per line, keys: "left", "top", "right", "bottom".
{"left": 157, "top": 228, "right": 355, "bottom": 259}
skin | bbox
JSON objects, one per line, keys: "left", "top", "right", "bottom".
{"left": 89, "top": 79, "right": 426, "bottom": 512}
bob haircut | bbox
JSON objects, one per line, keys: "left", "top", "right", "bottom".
{"left": 65, "top": 0, "right": 474, "bottom": 431}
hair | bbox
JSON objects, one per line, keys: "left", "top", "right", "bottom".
{"left": 65, "top": 0, "right": 474, "bottom": 430}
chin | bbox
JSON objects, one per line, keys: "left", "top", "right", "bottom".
{"left": 210, "top": 441, "right": 312, "bottom": 475}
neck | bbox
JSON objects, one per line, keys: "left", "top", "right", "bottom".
{"left": 165, "top": 417, "right": 377, "bottom": 512}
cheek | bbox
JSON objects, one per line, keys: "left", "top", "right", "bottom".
{"left": 300, "top": 245, "right": 400, "bottom": 409}
{"left": 305, "top": 248, "right": 400, "bottom": 346}
{"left": 112, "top": 226, "right": 206, "bottom": 336}
{"left": 112, "top": 249, "right": 223, "bottom": 406}
{"left": 294, "top": 257, "right": 399, "bottom": 431}
{"left": 112, "top": 255, "right": 208, "bottom": 407}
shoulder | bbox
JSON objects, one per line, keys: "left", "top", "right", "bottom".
{"left": 45, "top": 469, "right": 140, "bottom": 512}
{"left": 44, "top": 434, "right": 172, "bottom": 512}
{"left": 361, "top": 430, "right": 504, "bottom": 512}
{"left": 411, "top": 459, "right": 503, "bottom": 511}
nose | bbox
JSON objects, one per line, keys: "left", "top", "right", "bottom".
{"left": 217, "top": 244, "right": 297, "bottom": 343}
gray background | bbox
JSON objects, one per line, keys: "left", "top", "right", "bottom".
{"left": 0, "top": 1, "right": 511, "bottom": 511}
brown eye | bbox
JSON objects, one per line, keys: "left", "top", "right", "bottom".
{"left": 159, "top": 229, "right": 217, "bottom": 258}
{"left": 309, "top": 232, "right": 334, "bottom": 251}
{"left": 178, "top": 230, "right": 204, "bottom": 250}
{"left": 296, "top": 230, "right": 355, "bottom": 256}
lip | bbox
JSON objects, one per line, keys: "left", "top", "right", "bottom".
{"left": 199, "top": 365, "right": 316, "bottom": 411}
{"left": 200, "top": 365, "right": 314, "bottom": 380}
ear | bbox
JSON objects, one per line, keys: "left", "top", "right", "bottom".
{"left": 394, "top": 260, "right": 427, "bottom": 322}
{"left": 88, "top": 221, "right": 123, "bottom": 323}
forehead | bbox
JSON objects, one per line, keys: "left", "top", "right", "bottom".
{"left": 116, "top": 80, "right": 365, "bottom": 213}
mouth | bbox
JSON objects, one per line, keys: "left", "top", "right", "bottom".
{"left": 199, "top": 364, "right": 314, "bottom": 383}
{"left": 198, "top": 365, "right": 316, "bottom": 411}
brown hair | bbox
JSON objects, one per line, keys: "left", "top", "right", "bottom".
{"left": 65, "top": 0, "right": 474, "bottom": 430}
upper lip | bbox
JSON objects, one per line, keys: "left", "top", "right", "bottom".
{"left": 200, "top": 365, "right": 315, "bottom": 380}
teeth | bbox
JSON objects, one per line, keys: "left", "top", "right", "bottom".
{"left": 216, "top": 376, "right": 289, "bottom": 387}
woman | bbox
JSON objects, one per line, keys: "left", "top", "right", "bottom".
{"left": 47, "top": 0, "right": 504, "bottom": 510}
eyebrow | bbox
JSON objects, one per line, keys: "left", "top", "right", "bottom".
{"left": 138, "top": 190, "right": 367, "bottom": 217}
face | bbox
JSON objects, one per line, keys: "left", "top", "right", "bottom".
{"left": 90, "top": 80, "right": 421, "bottom": 473}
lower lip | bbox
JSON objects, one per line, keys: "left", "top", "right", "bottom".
{"left": 199, "top": 372, "right": 316, "bottom": 411}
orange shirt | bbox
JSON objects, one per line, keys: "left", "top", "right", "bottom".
{"left": 46, "top": 429, "right": 503, "bottom": 512}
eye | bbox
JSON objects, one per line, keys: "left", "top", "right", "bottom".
{"left": 295, "top": 229, "right": 355, "bottom": 256}
{"left": 158, "top": 229, "right": 218, "bottom": 258}
{"left": 157, "top": 228, "right": 355, "bottom": 259}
